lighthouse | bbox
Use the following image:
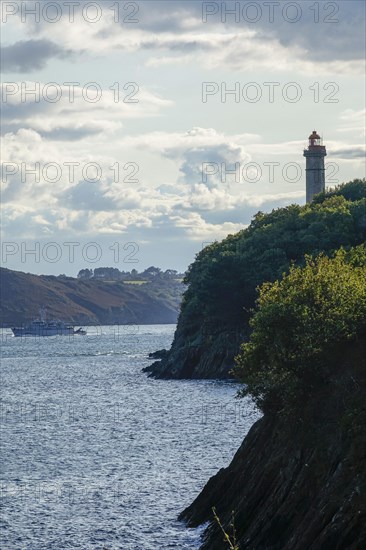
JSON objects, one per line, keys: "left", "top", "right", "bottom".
{"left": 303, "top": 130, "right": 327, "bottom": 203}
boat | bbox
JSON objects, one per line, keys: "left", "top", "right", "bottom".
{"left": 11, "top": 308, "right": 87, "bottom": 337}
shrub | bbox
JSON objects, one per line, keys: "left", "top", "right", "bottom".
{"left": 234, "top": 245, "right": 366, "bottom": 412}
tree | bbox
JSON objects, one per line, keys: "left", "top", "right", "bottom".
{"left": 77, "top": 268, "right": 93, "bottom": 279}
{"left": 313, "top": 178, "right": 366, "bottom": 204}
{"left": 93, "top": 267, "right": 122, "bottom": 280}
{"left": 164, "top": 269, "right": 178, "bottom": 279}
{"left": 142, "top": 266, "right": 162, "bottom": 279}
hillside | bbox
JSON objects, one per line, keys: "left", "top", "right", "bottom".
{"left": 180, "top": 246, "right": 366, "bottom": 549}
{"left": 145, "top": 179, "right": 366, "bottom": 379}
{"left": 0, "top": 269, "right": 184, "bottom": 326}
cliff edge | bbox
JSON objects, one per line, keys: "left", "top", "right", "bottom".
{"left": 180, "top": 335, "right": 366, "bottom": 549}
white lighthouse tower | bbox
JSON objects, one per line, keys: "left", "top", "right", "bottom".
{"left": 303, "top": 130, "right": 327, "bottom": 203}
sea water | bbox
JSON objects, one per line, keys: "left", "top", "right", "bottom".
{"left": 0, "top": 325, "right": 259, "bottom": 549}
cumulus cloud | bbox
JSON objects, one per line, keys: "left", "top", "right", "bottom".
{"left": 156, "top": 127, "right": 251, "bottom": 188}
{"left": 117, "top": 127, "right": 257, "bottom": 192}
{"left": 1, "top": 123, "right": 305, "bottom": 244}
{"left": 181, "top": 145, "right": 243, "bottom": 187}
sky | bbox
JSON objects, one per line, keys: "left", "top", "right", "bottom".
{"left": 1, "top": 0, "right": 365, "bottom": 276}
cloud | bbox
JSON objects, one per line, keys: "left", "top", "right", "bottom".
{"left": 1, "top": 1, "right": 363, "bottom": 276}
{"left": 337, "top": 109, "right": 366, "bottom": 138}
{"left": 178, "top": 143, "right": 248, "bottom": 188}
{"left": 59, "top": 180, "right": 143, "bottom": 211}
{"left": 1, "top": 39, "right": 72, "bottom": 72}
{"left": 4, "top": 2, "right": 364, "bottom": 75}
{"left": 157, "top": 127, "right": 252, "bottom": 188}
{"left": 330, "top": 147, "right": 366, "bottom": 160}
{"left": 259, "top": 0, "right": 365, "bottom": 63}
{"left": 1, "top": 82, "right": 173, "bottom": 139}
{"left": 0, "top": 113, "right": 361, "bottom": 262}
{"left": 123, "top": 127, "right": 255, "bottom": 188}
{"left": 60, "top": 180, "right": 118, "bottom": 211}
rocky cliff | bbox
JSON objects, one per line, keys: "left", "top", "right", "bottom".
{"left": 180, "top": 336, "right": 366, "bottom": 549}
{"left": 144, "top": 326, "right": 243, "bottom": 378}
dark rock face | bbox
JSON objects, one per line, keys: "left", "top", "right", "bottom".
{"left": 180, "top": 338, "right": 366, "bottom": 549}
{"left": 148, "top": 349, "right": 169, "bottom": 359}
{"left": 144, "top": 328, "right": 245, "bottom": 379}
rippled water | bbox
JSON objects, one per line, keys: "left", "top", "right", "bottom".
{"left": 0, "top": 325, "right": 259, "bottom": 549}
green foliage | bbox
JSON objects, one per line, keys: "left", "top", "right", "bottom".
{"left": 312, "top": 178, "right": 366, "bottom": 204}
{"left": 179, "top": 180, "right": 366, "bottom": 341}
{"left": 234, "top": 246, "right": 366, "bottom": 412}
{"left": 77, "top": 266, "right": 185, "bottom": 282}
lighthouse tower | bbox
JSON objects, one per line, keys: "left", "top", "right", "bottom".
{"left": 303, "top": 130, "right": 327, "bottom": 203}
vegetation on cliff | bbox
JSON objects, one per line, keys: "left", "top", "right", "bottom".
{"left": 180, "top": 215, "right": 366, "bottom": 549}
{"left": 148, "top": 179, "right": 366, "bottom": 379}
{"left": 234, "top": 245, "right": 366, "bottom": 413}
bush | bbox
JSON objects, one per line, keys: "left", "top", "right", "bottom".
{"left": 234, "top": 245, "right": 366, "bottom": 412}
